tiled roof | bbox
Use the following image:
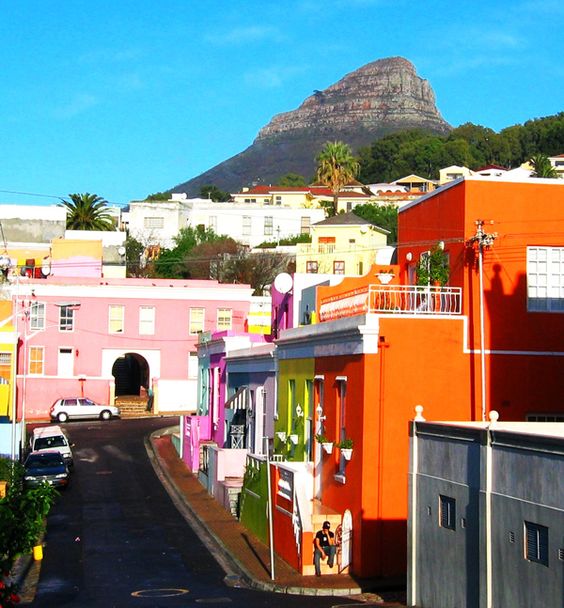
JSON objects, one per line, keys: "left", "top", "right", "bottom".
{"left": 314, "top": 212, "right": 373, "bottom": 226}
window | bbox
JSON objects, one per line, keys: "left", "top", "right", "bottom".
{"left": 524, "top": 521, "right": 549, "bottom": 566}
{"left": 189, "top": 307, "right": 205, "bottom": 334}
{"left": 209, "top": 216, "right": 217, "bottom": 232}
{"left": 139, "top": 306, "right": 155, "bottom": 335}
{"left": 242, "top": 216, "right": 252, "bottom": 236}
{"left": 29, "top": 346, "right": 44, "bottom": 375}
{"left": 0, "top": 352, "right": 11, "bottom": 383}
{"left": 334, "top": 261, "right": 345, "bottom": 274}
{"left": 144, "top": 216, "right": 164, "bottom": 229}
{"left": 188, "top": 352, "right": 198, "bottom": 379}
{"left": 30, "top": 302, "right": 45, "bottom": 331}
{"left": 217, "top": 308, "right": 232, "bottom": 331}
{"left": 59, "top": 305, "right": 75, "bottom": 332}
{"left": 264, "top": 216, "right": 273, "bottom": 236}
{"left": 439, "top": 495, "right": 456, "bottom": 530}
{"left": 109, "top": 305, "right": 125, "bottom": 333}
{"left": 306, "top": 261, "right": 318, "bottom": 274}
{"left": 300, "top": 216, "right": 311, "bottom": 234}
{"left": 527, "top": 413, "right": 564, "bottom": 422}
{"left": 336, "top": 377, "right": 347, "bottom": 475}
{"left": 275, "top": 196, "right": 282, "bottom": 206}
{"left": 527, "top": 246, "right": 564, "bottom": 312}
{"left": 346, "top": 202, "right": 352, "bottom": 212}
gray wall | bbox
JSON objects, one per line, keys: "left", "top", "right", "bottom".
{"left": 409, "top": 423, "right": 564, "bottom": 608}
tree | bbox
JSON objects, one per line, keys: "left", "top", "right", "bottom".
{"left": 200, "top": 185, "right": 231, "bottom": 202}
{"left": 416, "top": 244, "right": 450, "bottom": 286}
{"left": 530, "top": 153, "right": 559, "bottom": 178}
{"left": 145, "top": 192, "right": 170, "bottom": 201}
{"left": 353, "top": 204, "right": 398, "bottom": 243}
{"left": 124, "top": 235, "right": 147, "bottom": 277}
{"left": 153, "top": 226, "right": 228, "bottom": 279}
{"left": 277, "top": 172, "right": 307, "bottom": 187}
{"left": 315, "top": 141, "right": 360, "bottom": 215}
{"left": 183, "top": 238, "right": 240, "bottom": 279}
{"left": 59, "top": 193, "right": 115, "bottom": 230}
{"left": 0, "top": 458, "right": 57, "bottom": 607}
{"left": 218, "top": 249, "right": 292, "bottom": 295}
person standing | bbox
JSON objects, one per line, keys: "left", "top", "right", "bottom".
{"left": 314, "top": 520, "right": 336, "bottom": 576}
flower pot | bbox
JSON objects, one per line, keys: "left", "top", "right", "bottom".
{"left": 288, "top": 434, "right": 298, "bottom": 445}
{"left": 322, "top": 442, "right": 333, "bottom": 454}
{"left": 341, "top": 448, "right": 353, "bottom": 460}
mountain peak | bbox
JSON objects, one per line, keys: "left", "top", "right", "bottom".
{"left": 172, "top": 57, "right": 450, "bottom": 196}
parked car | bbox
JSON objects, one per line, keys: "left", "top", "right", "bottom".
{"left": 23, "top": 450, "right": 70, "bottom": 489}
{"left": 50, "top": 397, "right": 120, "bottom": 423}
{"left": 29, "top": 425, "right": 74, "bottom": 467}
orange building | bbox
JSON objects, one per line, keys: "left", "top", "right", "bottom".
{"left": 288, "top": 176, "right": 564, "bottom": 580}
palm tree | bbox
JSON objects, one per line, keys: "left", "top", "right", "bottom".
{"left": 530, "top": 154, "right": 559, "bottom": 179}
{"left": 315, "top": 141, "right": 360, "bottom": 215}
{"left": 60, "top": 193, "right": 115, "bottom": 230}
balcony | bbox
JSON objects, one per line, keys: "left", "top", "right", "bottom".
{"left": 319, "top": 284, "right": 462, "bottom": 321}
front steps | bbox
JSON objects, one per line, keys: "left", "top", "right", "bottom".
{"left": 302, "top": 501, "right": 349, "bottom": 576}
{"left": 115, "top": 395, "right": 154, "bottom": 418}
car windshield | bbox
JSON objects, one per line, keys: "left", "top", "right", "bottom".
{"left": 34, "top": 436, "right": 66, "bottom": 449}
{"left": 27, "top": 454, "right": 64, "bottom": 468}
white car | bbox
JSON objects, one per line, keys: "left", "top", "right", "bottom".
{"left": 50, "top": 397, "right": 120, "bottom": 422}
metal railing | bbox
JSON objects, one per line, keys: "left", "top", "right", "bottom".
{"left": 318, "top": 284, "right": 462, "bottom": 321}
{"left": 368, "top": 284, "right": 462, "bottom": 315}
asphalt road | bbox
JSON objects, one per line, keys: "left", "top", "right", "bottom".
{"left": 22, "top": 418, "right": 361, "bottom": 608}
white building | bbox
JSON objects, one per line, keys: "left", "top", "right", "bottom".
{"left": 126, "top": 194, "right": 326, "bottom": 249}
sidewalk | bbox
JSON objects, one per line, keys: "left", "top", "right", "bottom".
{"left": 147, "top": 427, "right": 406, "bottom": 603}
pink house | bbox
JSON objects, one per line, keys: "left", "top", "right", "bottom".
{"left": 11, "top": 276, "right": 254, "bottom": 421}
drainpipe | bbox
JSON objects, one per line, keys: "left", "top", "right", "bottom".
{"left": 485, "top": 410, "right": 498, "bottom": 608}
{"left": 265, "top": 437, "right": 275, "bottom": 581}
{"left": 410, "top": 406, "right": 425, "bottom": 606}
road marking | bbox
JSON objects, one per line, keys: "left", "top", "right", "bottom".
{"left": 131, "top": 588, "right": 189, "bottom": 598}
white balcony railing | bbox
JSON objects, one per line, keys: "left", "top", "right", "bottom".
{"left": 368, "top": 284, "right": 462, "bottom": 315}
{"left": 319, "top": 284, "right": 462, "bottom": 321}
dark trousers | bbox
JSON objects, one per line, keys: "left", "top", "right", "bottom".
{"left": 314, "top": 545, "right": 336, "bottom": 575}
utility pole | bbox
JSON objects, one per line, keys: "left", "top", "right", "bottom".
{"left": 467, "top": 220, "right": 497, "bottom": 421}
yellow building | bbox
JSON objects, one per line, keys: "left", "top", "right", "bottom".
{"left": 295, "top": 212, "right": 389, "bottom": 276}
{"left": 0, "top": 300, "right": 17, "bottom": 419}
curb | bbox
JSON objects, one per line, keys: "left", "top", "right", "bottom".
{"left": 145, "top": 428, "right": 362, "bottom": 597}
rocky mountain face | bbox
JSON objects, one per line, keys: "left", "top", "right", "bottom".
{"left": 173, "top": 57, "right": 451, "bottom": 196}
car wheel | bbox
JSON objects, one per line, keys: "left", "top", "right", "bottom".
{"left": 100, "top": 410, "right": 112, "bottom": 421}
{"left": 57, "top": 412, "right": 69, "bottom": 423}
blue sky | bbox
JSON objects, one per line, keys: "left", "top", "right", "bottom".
{"left": 1, "top": 0, "right": 563, "bottom": 207}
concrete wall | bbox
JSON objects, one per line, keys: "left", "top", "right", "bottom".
{"left": 409, "top": 421, "right": 564, "bottom": 608}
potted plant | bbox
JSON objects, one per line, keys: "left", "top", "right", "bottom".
{"left": 337, "top": 438, "right": 354, "bottom": 460}
{"left": 315, "top": 433, "right": 334, "bottom": 454}
{"left": 416, "top": 243, "right": 449, "bottom": 286}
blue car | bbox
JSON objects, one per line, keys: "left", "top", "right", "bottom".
{"left": 23, "top": 450, "right": 70, "bottom": 489}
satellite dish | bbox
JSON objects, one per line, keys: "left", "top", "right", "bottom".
{"left": 274, "top": 272, "right": 293, "bottom": 294}
{"left": 118, "top": 246, "right": 126, "bottom": 256}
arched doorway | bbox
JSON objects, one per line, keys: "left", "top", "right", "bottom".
{"left": 112, "top": 353, "right": 150, "bottom": 397}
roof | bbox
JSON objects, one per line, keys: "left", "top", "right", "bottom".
{"left": 313, "top": 212, "right": 390, "bottom": 234}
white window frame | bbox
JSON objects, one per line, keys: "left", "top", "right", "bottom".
{"left": 188, "top": 352, "right": 198, "bottom": 379}
{"left": 30, "top": 302, "right": 46, "bottom": 331}
{"left": 242, "top": 216, "right": 252, "bottom": 236}
{"left": 144, "top": 216, "right": 164, "bottom": 229}
{"left": 264, "top": 216, "right": 273, "bottom": 236}
{"left": 0, "top": 352, "right": 11, "bottom": 383}
{"left": 139, "top": 306, "right": 155, "bottom": 335}
{"left": 59, "top": 305, "right": 75, "bottom": 332}
{"left": 209, "top": 216, "right": 217, "bottom": 232}
{"left": 217, "top": 308, "right": 232, "bottom": 331}
{"left": 527, "top": 246, "right": 564, "bottom": 312}
{"left": 300, "top": 216, "right": 311, "bottom": 234}
{"left": 189, "top": 307, "right": 205, "bottom": 334}
{"left": 109, "top": 305, "right": 125, "bottom": 334}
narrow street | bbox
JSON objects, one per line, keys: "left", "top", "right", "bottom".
{"left": 22, "top": 418, "right": 364, "bottom": 608}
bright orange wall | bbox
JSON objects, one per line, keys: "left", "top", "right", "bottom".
{"left": 314, "top": 315, "right": 471, "bottom": 578}
{"left": 399, "top": 179, "right": 564, "bottom": 421}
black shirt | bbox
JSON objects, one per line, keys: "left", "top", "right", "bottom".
{"left": 315, "top": 529, "right": 334, "bottom": 548}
